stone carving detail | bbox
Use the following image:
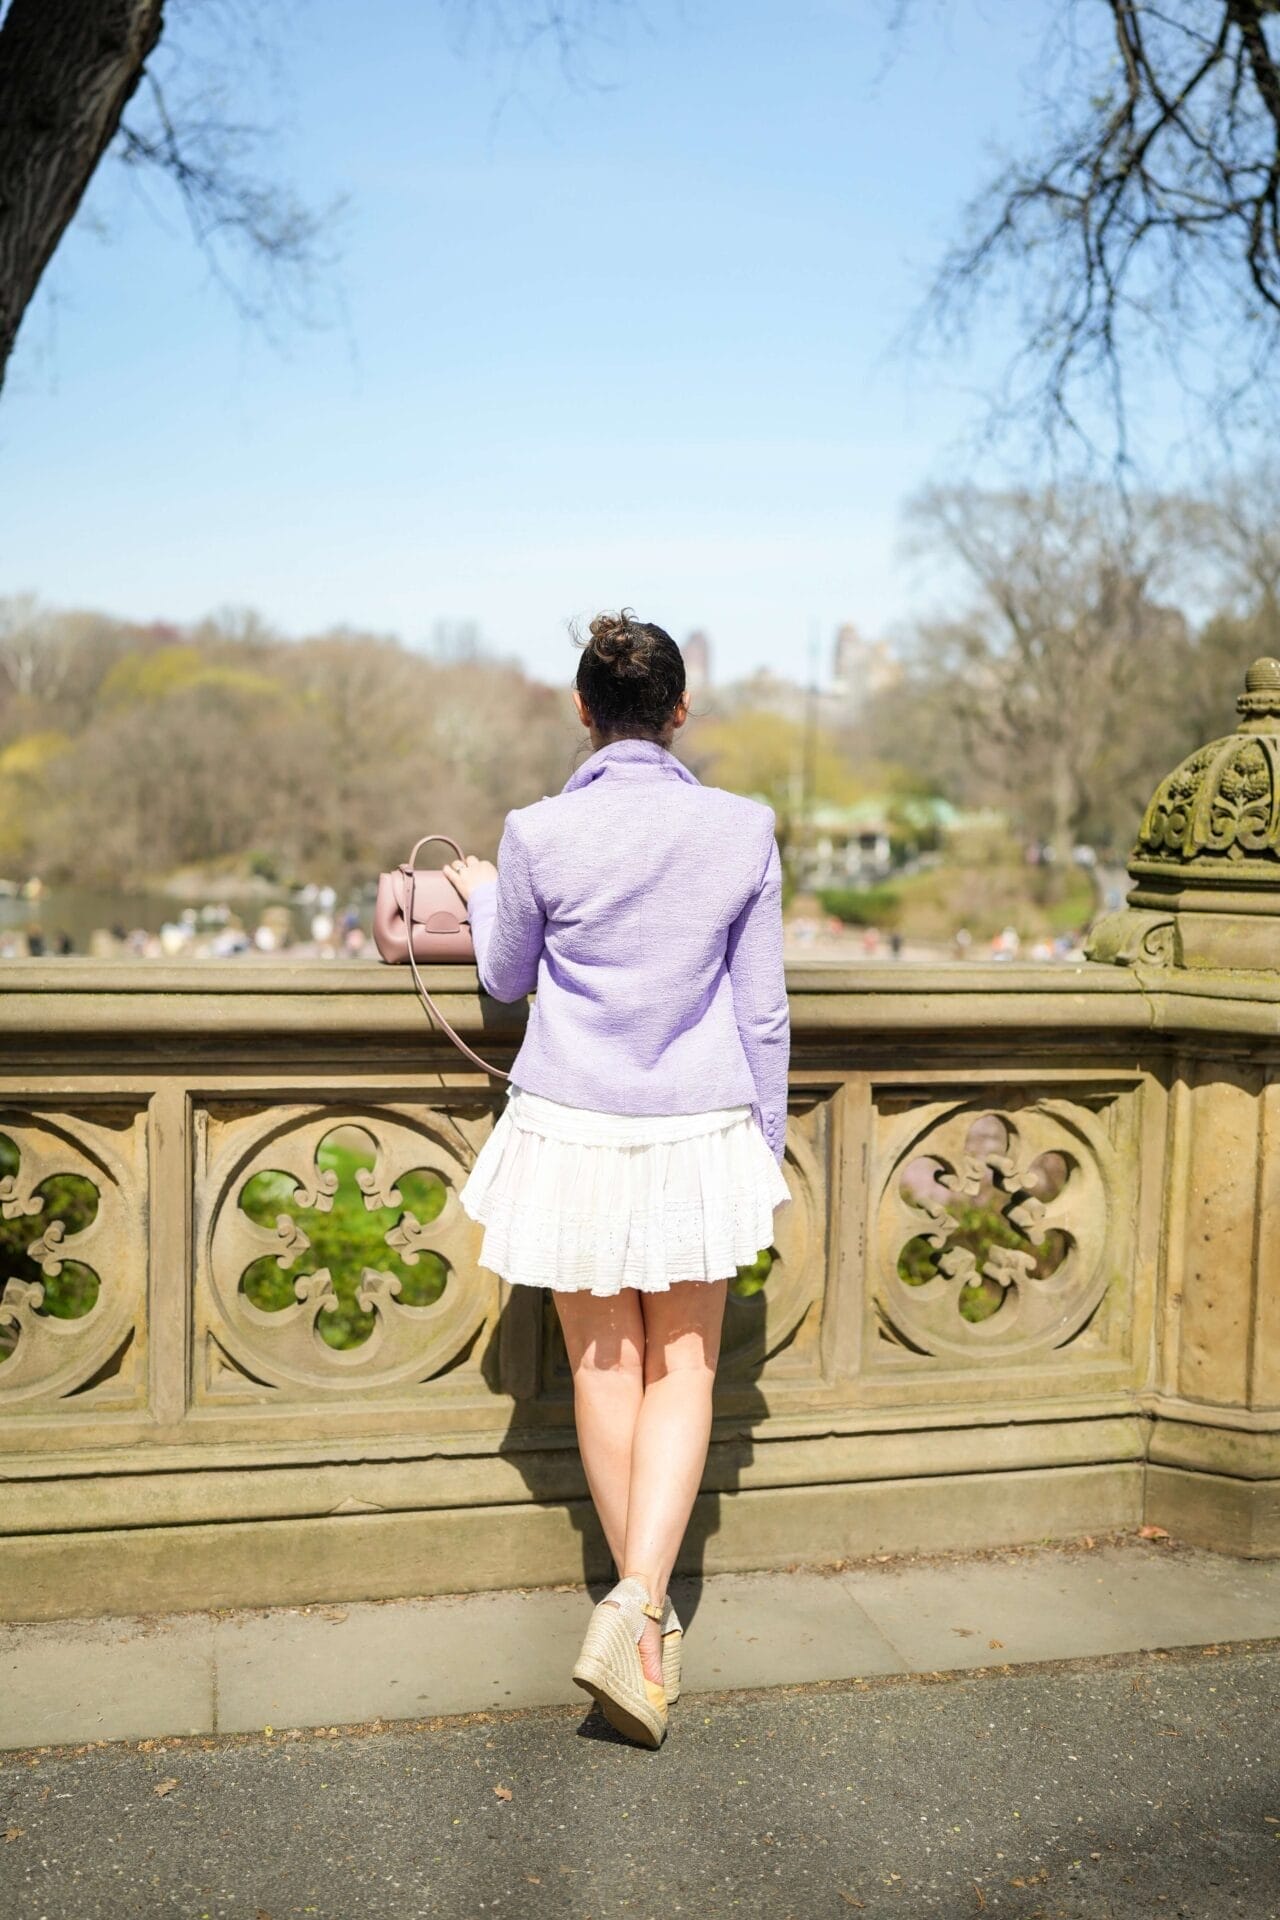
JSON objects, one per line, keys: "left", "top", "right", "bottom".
{"left": 1090, "top": 658, "right": 1280, "bottom": 969}
{"left": 1140, "top": 735, "right": 1279, "bottom": 866}
{"left": 875, "top": 1099, "right": 1112, "bottom": 1362}
{"left": 0, "top": 1112, "right": 143, "bottom": 1405}
{"left": 200, "top": 1106, "right": 491, "bottom": 1395}
{"left": 1083, "top": 906, "right": 1176, "bottom": 967}
{"left": 1133, "top": 658, "right": 1280, "bottom": 873}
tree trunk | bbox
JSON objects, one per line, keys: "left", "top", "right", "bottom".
{"left": 0, "top": 0, "right": 163, "bottom": 391}
{"left": 1042, "top": 747, "right": 1077, "bottom": 904}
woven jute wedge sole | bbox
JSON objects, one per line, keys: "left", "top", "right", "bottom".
{"left": 573, "top": 1602, "right": 667, "bottom": 1749}
{"left": 662, "top": 1625, "right": 682, "bottom": 1703}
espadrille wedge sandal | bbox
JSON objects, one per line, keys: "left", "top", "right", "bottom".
{"left": 661, "top": 1594, "right": 683, "bottom": 1703}
{"left": 572, "top": 1576, "right": 668, "bottom": 1748}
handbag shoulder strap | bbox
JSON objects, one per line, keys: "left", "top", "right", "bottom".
{"left": 405, "top": 861, "right": 511, "bottom": 1081}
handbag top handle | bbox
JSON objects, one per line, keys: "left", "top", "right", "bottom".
{"left": 404, "top": 836, "right": 511, "bottom": 1081}
{"left": 404, "top": 831, "right": 466, "bottom": 870}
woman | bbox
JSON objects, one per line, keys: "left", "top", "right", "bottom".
{"left": 444, "top": 610, "right": 791, "bottom": 1750}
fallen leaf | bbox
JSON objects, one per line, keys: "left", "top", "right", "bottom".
{"left": 1081, "top": 1535, "right": 1096, "bottom": 1550}
{"left": 1138, "top": 1524, "right": 1171, "bottom": 1541}
{"left": 493, "top": 1785, "right": 512, "bottom": 1802}
{"left": 837, "top": 1894, "right": 866, "bottom": 1910}
{"left": 4, "top": 1827, "right": 24, "bottom": 1843}
{"left": 951, "top": 1628, "right": 977, "bottom": 1638}
{"left": 972, "top": 1886, "right": 987, "bottom": 1912}
{"left": 153, "top": 1778, "right": 180, "bottom": 1798}
{"left": 988, "top": 1639, "right": 1004, "bottom": 1650}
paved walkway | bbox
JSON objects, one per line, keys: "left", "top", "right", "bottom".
{"left": 3, "top": 1536, "right": 1278, "bottom": 1750}
{"left": 1, "top": 1538, "right": 1278, "bottom": 1918}
{"left": 1, "top": 1642, "right": 1277, "bottom": 1918}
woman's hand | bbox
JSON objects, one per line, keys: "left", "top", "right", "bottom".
{"left": 443, "top": 854, "right": 498, "bottom": 902}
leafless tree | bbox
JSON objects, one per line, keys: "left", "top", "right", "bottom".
{"left": 0, "top": 595, "right": 78, "bottom": 717}
{"left": 916, "top": 2, "right": 1280, "bottom": 462}
{"left": 0, "top": 0, "right": 336, "bottom": 390}
{"left": 1191, "top": 457, "right": 1280, "bottom": 623}
{"left": 0, "top": 0, "right": 624, "bottom": 393}
{"left": 1166, "top": 458, "right": 1280, "bottom": 736}
{"left": 902, "top": 483, "right": 1190, "bottom": 864}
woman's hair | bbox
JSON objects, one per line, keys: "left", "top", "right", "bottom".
{"left": 573, "top": 608, "right": 687, "bottom": 741}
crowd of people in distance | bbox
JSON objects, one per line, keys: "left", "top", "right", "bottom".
{"left": 1, "top": 887, "right": 1089, "bottom": 965}
{"left": 0, "top": 889, "right": 373, "bottom": 961}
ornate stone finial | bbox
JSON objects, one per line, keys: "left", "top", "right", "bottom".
{"left": 1085, "top": 655, "right": 1280, "bottom": 970}
{"left": 1237, "top": 655, "right": 1280, "bottom": 729}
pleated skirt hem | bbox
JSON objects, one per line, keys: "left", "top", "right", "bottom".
{"left": 457, "top": 1095, "right": 791, "bottom": 1296}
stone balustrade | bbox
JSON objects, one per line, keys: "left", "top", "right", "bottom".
{"left": 3, "top": 658, "right": 1279, "bottom": 1621}
{"left": 1, "top": 945, "right": 1276, "bottom": 1623}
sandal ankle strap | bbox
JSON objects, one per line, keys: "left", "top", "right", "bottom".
{"left": 603, "top": 1576, "right": 664, "bottom": 1641}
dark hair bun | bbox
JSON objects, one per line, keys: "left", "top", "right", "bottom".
{"left": 588, "top": 609, "right": 643, "bottom": 668}
{"left": 574, "top": 607, "right": 687, "bottom": 740}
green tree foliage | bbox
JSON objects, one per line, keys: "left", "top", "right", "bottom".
{"left": 0, "top": 1131, "right": 100, "bottom": 1363}
{"left": 817, "top": 886, "right": 901, "bottom": 929}
{"left": 239, "top": 1130, "right": 449, "bottom": 1352}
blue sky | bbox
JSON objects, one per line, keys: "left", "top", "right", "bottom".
{"left": 3, "top": 0, "right": 1124, "bottom": 683}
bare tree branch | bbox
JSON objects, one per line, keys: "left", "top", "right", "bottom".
{"left": 115, "top": 71, "right": 339, "bottom": 333}
{"left": 913, "top": 1, "right": 1280, "bottom": 464}
{"left": 0, "top": 0, "right": 639, "bottom": 393}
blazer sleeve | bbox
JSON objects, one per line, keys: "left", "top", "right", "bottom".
{"left": 725, "top": 810, "right": 790, "bottom": 1166}
{"left": 465, "top": 811, "right": 546, "bottom": 1003}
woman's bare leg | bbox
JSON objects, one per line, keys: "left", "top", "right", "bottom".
{"left": 622, "top": 1278, "right": 728, "bottom": 1683}
{"left": 553, "top": 1289, "right": 645, "bottom": 1574}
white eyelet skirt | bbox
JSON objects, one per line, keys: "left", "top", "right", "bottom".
{"left": 457, "top": 1084, "right": 792, "bottom": 1296}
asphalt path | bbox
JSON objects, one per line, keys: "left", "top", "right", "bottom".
{"left": 2, "top": 1643, "right": 1276, "bottom": 1920}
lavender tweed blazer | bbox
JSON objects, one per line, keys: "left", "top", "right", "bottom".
{"left": 466, "top": 735, "right": 790, "bottom": 1166}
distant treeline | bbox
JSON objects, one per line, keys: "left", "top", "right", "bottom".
{"left": 0, "top": 476, "right": 1274, "bottom": 889}
{"left": 0, "top": 607, "right": 581, "bottom": 889}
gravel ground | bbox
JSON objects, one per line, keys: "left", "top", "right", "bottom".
{"left": 1, "top": 1642, "right": 1277, "bottom": 1920}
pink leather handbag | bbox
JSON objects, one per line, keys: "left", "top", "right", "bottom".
{"left": 373, "top": 832, "right": 511, "bottom": 1079}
